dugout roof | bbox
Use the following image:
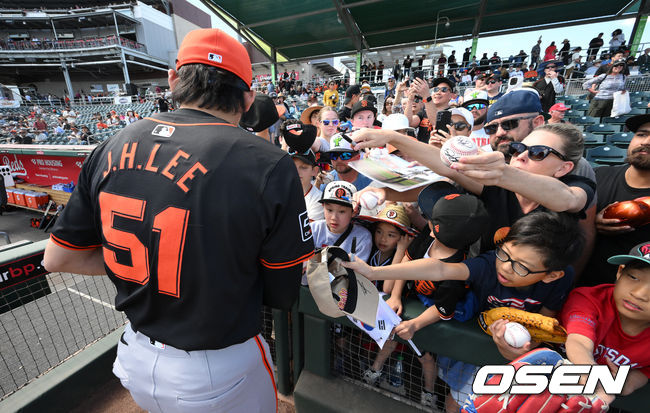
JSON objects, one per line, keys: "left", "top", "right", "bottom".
{"left": 204, "top": 0, "right": 642, "bottom": 61}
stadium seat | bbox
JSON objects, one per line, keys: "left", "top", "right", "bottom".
{"left": 573, "top": 116, "right": 599, "bottom": 125}
{"left": 586, "top": 145, "right": 628, "bottom": 166}
{"left": 602, "top": 115, "right": 631, "bottom": 126}
{"left": 631, "top": 100, "right": 648, "bottom": 109}
{"left": 572, "top": 102, "right": 591, "bottom": 112}
{"left": 585, "top": 124, "right": 618, "bottom": 135}
{"left": 582, "top": 133, "right": 606, "bottom": 147}
{"left": 628, "top": 108, "right": 648, "bottom": 115}
{"left": 565, "top": 109, "right": 585, "bottom": 118}
{"left": 606, "top": 132, "right": 633, "bottom": 147}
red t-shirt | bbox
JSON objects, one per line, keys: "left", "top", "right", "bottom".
{"left": 560, "top": 285, "right": 650, "bottom": 378}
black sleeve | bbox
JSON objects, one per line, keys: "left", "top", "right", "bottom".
{"left": 406, "top": 230, "right": 432, "bottom": 261}
{"left": 259, "top": 155, "right": 315, "bottom": 309}
{"left": 432, "top": 280, "right": 469, "bottom": 320}
{"left": 559, "top": 174, "right": 596, "bottom": 215}
{"left": 50, "top": 151, "right": 102, "bottom": 250}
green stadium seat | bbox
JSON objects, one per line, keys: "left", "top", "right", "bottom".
{"left": 582, "top": 133, "right": 606, "bottom": 147}
{"left": 606, "top": 132, "right": 633, "bottom": 147}
{"left": 586, "top": 144, "right": 628, "bottom": 166}
{"left": 585, "top": 124, "right": 618, "bottom": 135}
{"left": 573, "top": 116, "right": 599, "bottom": 125}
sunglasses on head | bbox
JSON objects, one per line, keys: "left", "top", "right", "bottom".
{"left": 433, "top": 87, "right": 450, "bottom": 93}
{"left": 449, "top": 122, "right": 470, "bottom": 131}
{"left": 322, "top": 119, "right": 340, "bottom": 126}
{"left": 330, "top": 151, "right": 358, "bottom": 161}
{"left": 466, "top": 103, "right": 487, "bottom": 111}
{"left": 484, "top": 115, "right": 537, "bottom": 135}
{"left": 508, "top": 141, "right": 567, "bottom": 161}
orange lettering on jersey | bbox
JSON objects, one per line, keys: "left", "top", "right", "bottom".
{"left": 144, "top": 143, "right": 161, "bottom": 173}
{"left": 103, "top": 151, "right": 113, "bottom": 178}
{"left": 120, "top": 142, "right": 138, "bottom": 170}
{"left": 161, "top": 150, "right": 190, "bottom": 181}
{"left": 176, "top": 162, "right": 207, "bottom": 193}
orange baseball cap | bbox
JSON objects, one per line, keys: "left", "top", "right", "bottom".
{"left": 176, "top": 29, "right": 252, "bottom": 89}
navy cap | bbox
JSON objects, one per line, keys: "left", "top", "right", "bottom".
{"left": 487, "top": 89, "right": 542, "bottom": 123}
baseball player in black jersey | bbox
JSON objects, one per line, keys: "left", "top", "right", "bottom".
{"left": 44, "top": 29, "right": 314, "bottom": 413}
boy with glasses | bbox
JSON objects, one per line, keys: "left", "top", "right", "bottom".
{"left": 345, "top": 211, "right": 583, "bottom": 409}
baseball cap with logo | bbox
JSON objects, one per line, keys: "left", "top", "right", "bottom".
{"left": 549, "top": 103, "right": 570, "bottom": 112}
{"left": 306, "top": 246, "right": 380, "bottom": 327}
{"left": 430, "top": 193, "right": 490, "bottom": 250}
{"left": 487, "top": 89, "right": 542, "bottom": 123}
{"left": 176, "top": 29, "right": 252, "bottom": 89}
{"left": 462, "top": 89, "right": 490, "bottom": 107}
{"left": 320, "top": 181, "right": 357, "bottom": 208}
{"left": 607, "top": 242, "right": 650, "bottom": 266}
{"left": 328, "top": 132, "right": 356, "bottom": 153}
{"left": 357, "top": 204, "right": 417, "bottom": 236}
{"left": 239, "top": 95, "right": 279, "bottom": 132}
{"left": 344, "top": 85, "right": 361, "bottom": 103}
{"left": 351, "top": 99, "right": 377, "bottom": 117}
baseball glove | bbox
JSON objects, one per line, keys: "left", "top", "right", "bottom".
{"left": 461, "top": 348, "right": 609, "bottom": 413}
{"left": 478, "top": 307, "right": 567, "bottom": 344}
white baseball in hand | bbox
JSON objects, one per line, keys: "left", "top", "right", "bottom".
{"left": 503, "top": 322, "right": 531, "bottom": 348}
{"left": 359, "top": 192, "right": 379, "bottom": 210}
{"left": 440, "top": 136, "right": 479, "bottom": 166}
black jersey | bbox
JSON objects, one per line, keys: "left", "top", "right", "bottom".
{"left": 51, "top": 108, "right": 314, "bottom": 351}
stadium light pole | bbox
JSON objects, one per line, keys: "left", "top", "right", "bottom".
{"left": 434, "top": 15, "right": 450, "bottom": 46}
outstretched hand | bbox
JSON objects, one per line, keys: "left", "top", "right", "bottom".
{"left": 341, "top": 256, "right": 376, "bottom": 281}
{"left": 448, "top": 150, "right": 507, "bottom": 185}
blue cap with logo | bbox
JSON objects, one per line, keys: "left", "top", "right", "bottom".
{"left": 487, "top": 89, "right": 542, "bottom": 123}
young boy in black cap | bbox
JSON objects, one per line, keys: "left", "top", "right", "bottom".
{"left": 351, "top": 99, "right": 378, "bottom": 130}
{"left": 362, "top": 182, "right": 490, "bottom": 408}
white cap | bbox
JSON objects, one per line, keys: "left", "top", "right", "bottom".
{"left": 381, "top": 114, "right": 413, "bottom": 131}
{"left": 320, "top": 181, "right": 357, "bottom": 207}
{"left": 463, "top": 89, "right": 489, "bottom": 104}
{"left": 450, "top": 107, "right": 474, "bottom": 129}
{"left": 329, "top": 133, "right": 355, "bottom": 152}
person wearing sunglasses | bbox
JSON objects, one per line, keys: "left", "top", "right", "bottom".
{"left": 532, "top": 62, "right": 564, "bottom": 113}
{"left": 351, "top": 118, "right": 595, "bottom": 256}
{"left": 582, "top": 58, "right": 627, "bottom": 118}
{"left": 407, "top": 77, "right": 455, "bottom": 144}
{"left": 321, "top": 128, "right": 372, "bottom": 192}
{"left": 462, "top": 89, "right": 491, "bottom": 149}
{"left": 428, "top": 107, "right": 473, "bottom": 149}
{"left": 310, "top": 106, "right": 339, "bottom": 152}
{"left": 485, "top": 74, "right": 504, "bottom": 104}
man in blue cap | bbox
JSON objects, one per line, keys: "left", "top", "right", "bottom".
{"left": 484, "top": 89, "right": 546, "bottom": 158}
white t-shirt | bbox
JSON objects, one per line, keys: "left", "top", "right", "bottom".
{"left": 470, "top": 128, "right": 490, "bottom": 148}
{"left": 63, "top": 110, "right": 76, "bottom": 124}
{"left": 311, "top": 220, "right": 373, "bottom": 262}
{"left": 304, "top": 185, "right": 324, "bottom": 221}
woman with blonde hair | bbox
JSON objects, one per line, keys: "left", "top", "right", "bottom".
{"left": 311, "top": 106, "right": 339, "bottom": 152}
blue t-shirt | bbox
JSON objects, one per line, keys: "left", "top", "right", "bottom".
{"left": 320, "top": 170, "right": 373, "bottom": 192}
{"left": 463, "top": 251, "right": 574, "bottom": 312}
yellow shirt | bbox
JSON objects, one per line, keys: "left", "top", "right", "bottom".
{"left": 323, "top": 89, "right": 339, "bottom": 107}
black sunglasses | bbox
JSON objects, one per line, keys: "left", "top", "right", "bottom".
{"left": 484, "top": 115, "right": 537, "bottom": 135}
{"left": 508, "top": 142, "right": 567, "bottom": 161}
{"left": 433, "top": 87, "right": 450, "bottom": 93}
{"left": 330, "top": 151, "right": 358, "bottom": 161}
{"left": 546, "top": 66, "right": 556, "bottom": 69}
{"left": 487, "top": 79, "right": 499, "bottom": 84}
{"left": 449, "top": 122, "right": 470, "bottom": 131}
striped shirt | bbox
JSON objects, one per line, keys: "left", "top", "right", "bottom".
{"left": 583, "top": 74, "right": 626, "bottom": 100}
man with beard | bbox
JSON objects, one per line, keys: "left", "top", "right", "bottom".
{"left": 582, "top": 115, "right": 650, "bottom": 286}
{"left": 462, "top": 89, "right": 490, "bottom": 149}
{"left": 407, "top": 77, "right": 454, "bottom": 143}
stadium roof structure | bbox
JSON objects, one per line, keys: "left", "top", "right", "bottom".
{"left": 203, "top": 0, "right": 643, "bottom": 61}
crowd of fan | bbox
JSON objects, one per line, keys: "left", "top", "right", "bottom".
{"left": 232, "top": 26, "right": 650, "bottom": 409}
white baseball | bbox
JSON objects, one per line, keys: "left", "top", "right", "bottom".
{"left": 503, "top": 322, "right": 531, "bottom": 348}
{"left": 440, "top": 136, "right": 479, "bottom": 166}
{"left": 359, "top": 192, "right": 379, "bottom": 210}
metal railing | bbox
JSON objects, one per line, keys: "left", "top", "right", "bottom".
{"left": 0, "top": 35, "right": 146, "bottom": 53}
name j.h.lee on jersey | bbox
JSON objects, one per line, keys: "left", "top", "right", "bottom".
{"left": 102, "top": 141, "right": 207, "bottom": 193}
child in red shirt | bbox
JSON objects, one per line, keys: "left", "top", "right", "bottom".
{"left": 561, "top": 242, "right": 650, "bottom": 405}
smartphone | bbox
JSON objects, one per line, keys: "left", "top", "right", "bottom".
{"left": 413, "top": 70, "right": 424, "bottom": 80}
{"left": 435, "top": 110, "right": 452, "bottom": 134}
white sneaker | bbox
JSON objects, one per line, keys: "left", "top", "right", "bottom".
{"left": 421, "top": 391, "right": 437, "bottom": 408}
{"left": 362, "top": 368, "right": 382, "bottom": 386}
